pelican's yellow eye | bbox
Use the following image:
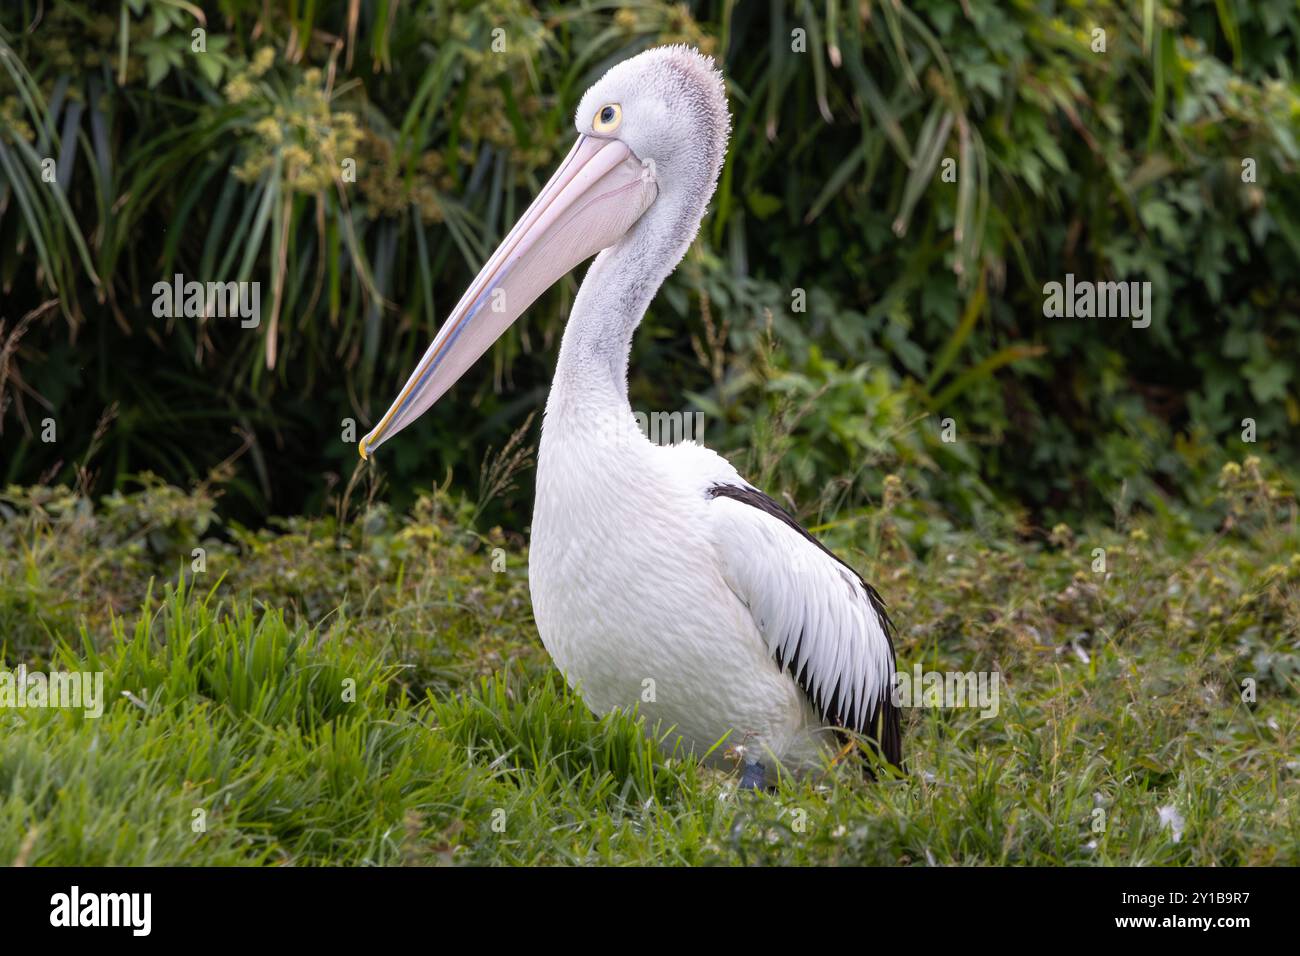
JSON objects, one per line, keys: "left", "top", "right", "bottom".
{"left": 593, "top": 103, "right": 622, "bottom": 134}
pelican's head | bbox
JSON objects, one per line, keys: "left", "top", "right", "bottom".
{"left": 359, "top": 45, "right": 729, "bottom": 460}
{"left": 574, "top": 45, "right": 729, "bottom": 235}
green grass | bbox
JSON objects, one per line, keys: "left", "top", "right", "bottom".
{"left": 1, "top": 464, "right": 1297, "bottom": 865}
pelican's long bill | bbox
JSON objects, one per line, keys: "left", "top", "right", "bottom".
{"left": 359, "top": 136, "right": 658, "bottom": 459}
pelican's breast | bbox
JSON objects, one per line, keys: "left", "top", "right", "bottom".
{"left": 528, "top": 420, "right": 824, "bottom": 768}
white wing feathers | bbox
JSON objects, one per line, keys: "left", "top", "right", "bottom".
{"left": 704, "top": 483, "right": 899, "bottom": 748}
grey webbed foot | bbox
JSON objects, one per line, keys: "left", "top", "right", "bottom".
{"left": 739, "top": 760, "right": 767, "bottom": 791}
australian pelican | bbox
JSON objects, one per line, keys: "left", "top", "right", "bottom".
{"left": 360, "top": 46, "right": 901, "bottom": 786}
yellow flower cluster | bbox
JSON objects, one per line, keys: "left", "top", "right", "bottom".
{"left": 0, "top": 96, "right": 34, "bottom": 143}
{"left": 228, "top": 54, "right": 362, "bottom": 195}
{"left": 613, "top": 3, "right": 716, "bottom": 55}
{"left": 456, "top": 81, "right": 552, "bottom": 173}
{"left": 223, "top": 46, "right": 276, "bottom": 104}
{"left": 449, "top": 0, "right": 545, "bottom": 78}
{"left": 30, "top": 7, "right": 163, "bottom": 84}
{"left": 882, "top": 473, "right": 905, "bottom": 511}
{"left": 355, "top": 131, "right": 454, "bottom": 224}
{"left": 1216, "top": 456, "right": 1295, "bottom": 529}
{"left": 250, "top": 46, "right": 276, "bottom": 77}
{"left": 1048, "top": 522, "right": 1074, "bottom": 548}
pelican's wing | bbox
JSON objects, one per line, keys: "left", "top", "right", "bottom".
{"left": 703, "top": 480, "right": 902, "bottom": 765}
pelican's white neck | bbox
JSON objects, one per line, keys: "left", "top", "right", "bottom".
{"left": 547, "top": 191, "right": 700, "bottom": 423}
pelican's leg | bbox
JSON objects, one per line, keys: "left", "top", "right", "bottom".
{"left": 739, "top": 760, "right": 767, "bottom": 791}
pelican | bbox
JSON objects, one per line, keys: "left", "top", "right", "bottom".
{"left": 360, "top": 45, "right": 901, "bottom": 787}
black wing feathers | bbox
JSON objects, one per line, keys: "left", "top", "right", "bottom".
{"left": 706, "top": 483, "right": 903, "bottom": 769}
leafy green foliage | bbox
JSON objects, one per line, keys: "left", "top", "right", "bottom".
{"left": 0, "top": 1, "right": 1295, "bottom": 527}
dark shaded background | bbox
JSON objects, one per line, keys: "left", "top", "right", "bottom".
{"left": 2, "top": 0, "right": 1297, "bottom": 535}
